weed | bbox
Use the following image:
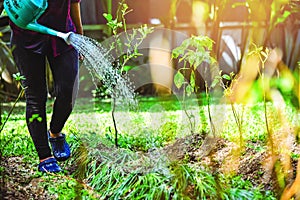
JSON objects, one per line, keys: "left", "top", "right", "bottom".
{"left": 219, "top": 175, "right": 277, "bottom": 200}
{"left": 39, "top": 174, "right": 98, "bottom": 200}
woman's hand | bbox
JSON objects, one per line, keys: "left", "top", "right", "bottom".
{"left": 79, "top": 53, "right": 84, "bottom": 61}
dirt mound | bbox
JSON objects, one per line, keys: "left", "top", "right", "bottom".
{"left": 0, "top": 156, "right": 53, "bottom": 200}
{"left": 1, "top": 132, "right": 299, "bottom": 199}
{"left": 162, "top": 133, "right": 282, "bottom": 194}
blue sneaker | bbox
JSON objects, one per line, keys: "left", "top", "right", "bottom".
{"left": 38, "top": 157, "right": 61, "bottom": 173}
{"left": 48, "top": 132, "right": 71, "bottom": 161}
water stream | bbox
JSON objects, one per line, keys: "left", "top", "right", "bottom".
{"left": 69, "top": 33, "right": 137, "bottom": 107}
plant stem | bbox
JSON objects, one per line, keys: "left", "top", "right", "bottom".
{"left": 263, "top": 79, "right": 274, "bottom": 154}
{"left": 111, "top": 98, "right": 118, "bottom": 148}
{"left": 0, "top": 96, "right": 2, "bottom": 131}
{"left": 0, "top": 88, "right": 25, "bottom": 134}
{"left": 205, "top": 81, "right": 216, "bottom": 137}
{"left": 0, "top": 87, "right": 25, "bottom": 192}
{"left": 182, "top": 82, "right": 194, "bottom": 133}
{"left": 297, "top": 63, "right": 299, "bottom": 157}
{"left": 260, "top": 65, "right": 274, "bottom": 156}
{"left": 230, "top": 102, "right": 244, "bottom": 148}
{"left": 181, "top": 66, "right": 195, "bottom": 133}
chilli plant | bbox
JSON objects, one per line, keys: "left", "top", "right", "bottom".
{"left": 102, "top": 0, "right": 153, "bottom": 147}
{"left": 172, "top": 35, "right": 218, "bottom": 135}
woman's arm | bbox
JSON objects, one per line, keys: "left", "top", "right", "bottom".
{"left": 70, "top": 2, "right": 83, "bottom": 35}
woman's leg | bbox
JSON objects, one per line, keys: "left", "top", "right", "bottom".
{"left": 12, "top": 47, "right": 52, "bottom": 160}
{"left": 48, "top": 48, "right": 79, "bottom": 134}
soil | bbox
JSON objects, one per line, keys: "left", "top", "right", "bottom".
{"left": 0, "top": 157, "right": 53, "bottom": 199}
{"left": 1, "top": 132, "right": 300, "bottom": 199}
{"left": 163, "top": 132, "right": 300, "bottom": 198}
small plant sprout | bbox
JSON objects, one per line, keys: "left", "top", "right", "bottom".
{"left": 213, "top": 70, "right": 245, "bottom": 148}
{"left": 12, "top": 72, "right": 25, "bottom": 83}
{"left": 248, "top": 44, "right": 274, "bottom": 154}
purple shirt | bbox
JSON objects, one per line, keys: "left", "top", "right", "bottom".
{"left": 11, "top": 0, "right": 80, "bottom": 57}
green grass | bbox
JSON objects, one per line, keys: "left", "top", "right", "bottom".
{"left": 2, "top": 96, "right": 296, "bottom": 199}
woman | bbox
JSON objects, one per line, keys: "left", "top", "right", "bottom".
{"left": 7, "top": 0, "right": 83, "bottom": 172}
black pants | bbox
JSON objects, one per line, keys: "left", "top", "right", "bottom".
{"left": 12, "top": 47, "right": 79, "bottom": 160}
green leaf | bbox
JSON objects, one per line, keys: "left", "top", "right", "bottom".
{"left": 222, "top": 74, "right": 231, "bottom": 81}
{"left": 103, "top": 13, "right": 113, "bottom": 21}
{"left": 185, "top": 85, "right": 194, "bottom": 96}
{"left": 174, "top": 71, "right": 185, "bottom": 89}
{"left": 172, "top": 47, "right": 184, "bottom": 59}
{"left": 123, "top": 65, "right": 135, "bottom": 72}
{"left": 12, "top": 72, "right": 26, "bottom": 81}
{"left": 275, "top": 10, "right": 291, "bottom": 25}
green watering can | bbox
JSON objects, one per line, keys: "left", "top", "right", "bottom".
{"left": 3, "top": 0, "right": 72, "bottom": 44}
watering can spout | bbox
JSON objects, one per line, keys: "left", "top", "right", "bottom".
{"left": 56, "top": 32, "right": 73, "bottom": 45}
{"left": 26, "top": 22, "right": 72, "bottom": 45}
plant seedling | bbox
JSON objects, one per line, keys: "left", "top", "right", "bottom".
{"left": 172, "top": 35, "right": 217, "bottom": 135}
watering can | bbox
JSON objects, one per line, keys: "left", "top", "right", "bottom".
{"left": 3, "top": 0, "right": 72, "bottom": 44}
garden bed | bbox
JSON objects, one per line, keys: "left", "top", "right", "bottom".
{"left": 0, "top": 97, "right": 299, "bottom": 199}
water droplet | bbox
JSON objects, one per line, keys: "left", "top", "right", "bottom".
{"left": 69, "top": 33, "right": 137, "bottom": 107}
